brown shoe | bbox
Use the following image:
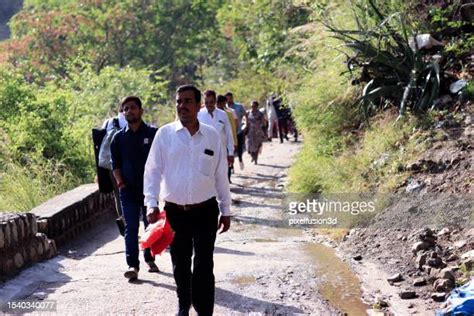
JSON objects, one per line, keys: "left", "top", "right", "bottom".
{"left": 124, "top": 267, "right": 138, "bottom": 280}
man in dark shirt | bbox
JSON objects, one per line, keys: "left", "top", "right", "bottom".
{"left": 110, "top": 96, "right": 159, "bottom": 280}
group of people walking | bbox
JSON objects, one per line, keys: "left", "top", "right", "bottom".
{"left": 97, "top": 85, "right": 297, "bottom": 316}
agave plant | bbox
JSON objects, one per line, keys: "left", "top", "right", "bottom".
{"left": 324, "top": 0, "right": 442, "bottom": 118}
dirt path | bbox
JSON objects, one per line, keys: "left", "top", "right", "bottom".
{"left": 0, "top": 140, "right": 369, "bottom": 315}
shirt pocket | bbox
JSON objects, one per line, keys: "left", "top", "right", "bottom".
{"left": 216, "top": 121, "right": 225, "bottom": 132}
{"left": 198, "top": 153, "right": 214, "bottom": 176}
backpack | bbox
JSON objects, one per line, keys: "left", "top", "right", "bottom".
{"left": 92, "top": 118, "right": 120, "bottom": 193}
{"left": 98, "top": 118, "right": 121, "bottom": 170}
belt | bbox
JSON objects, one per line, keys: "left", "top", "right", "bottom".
{"left": 165, "top": 197, "right": 215, "bottom": 211}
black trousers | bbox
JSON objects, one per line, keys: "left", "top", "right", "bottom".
{"left": 165, "top": 198, "right": 219, "bottom": 316}
{"left": 278, "top": 118, "right": 289, "bottom": 143}
{"left": 236, "top": 132, "right": 244, "bottom": 162}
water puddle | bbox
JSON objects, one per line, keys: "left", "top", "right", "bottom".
{"left": 231, "top": 275, "right": 257, "bottom": 286}
{"left": 304, "top": 242, "right": 370, "bottom": 316}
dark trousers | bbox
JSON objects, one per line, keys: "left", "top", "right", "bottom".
{"left": 165, "top": 198, "right": 219, "bottom": 316}
{"left": 119, "top": 189, "right": 154, "bottom": 269}
{"left": 236, "top": 132, "right": 244, "bottom": 162}
{"left": 278, "top": 118, "right": 289, "bottom": 143}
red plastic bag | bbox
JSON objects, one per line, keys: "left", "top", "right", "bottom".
{"left": 140, "top": 211, "right": 174, "bottom": 257}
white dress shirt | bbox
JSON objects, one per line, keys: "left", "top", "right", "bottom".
{"left": 198, "top": 107, "right": 235, "bottom": 156}
{"left": 143, "top": 120, "right": 231, "bottom": 216}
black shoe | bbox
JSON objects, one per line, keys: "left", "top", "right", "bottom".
{"left": 177, "top": 305, "right": 190, "bottom": 316}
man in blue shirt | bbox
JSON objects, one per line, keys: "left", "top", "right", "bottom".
{"left": 225, "top": 92, "right": 247, "bottom": 170}
{"left": 110, "top": 96, "right": 159, "bottom": 280}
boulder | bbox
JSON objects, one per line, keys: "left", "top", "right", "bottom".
{"left": 413, "top": 278, "right": 427, "bottom": 287}
{"left": 433, "top": 278, "right": 454, "bottom": 292}
{"left": 416, "top": 253, "right": 428, "bottom": 270}
{"left": 412, "top": 241, "right": 431, "bottom": 253}
{"left": 388, "top": 273, "right": 403, "bottom": 283}
{"left": 431, "top": 292, "right": 446, "bottom": 302}
{"left": 399, "top": 291, "right": 417, "bottom": 299}
{"left": 438, "top": 268, "right": 456, "bottom": 283}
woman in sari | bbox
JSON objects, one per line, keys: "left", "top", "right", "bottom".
{"left": 245, "top": 100, "right": 266, "bottom": 164}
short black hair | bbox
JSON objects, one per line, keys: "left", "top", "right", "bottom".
{"left": 176, "top": 84, "right": 201, "bottom": 104}
{"left": 225, "top": 92, "right": 233, "bottom": 97}
{"left": 204, "top": 89, "right": 216, "bottom": 99}
{"left": 217, "top": 95, "right": 227, "bottom": 104}
{"left": 121, "top": 96, "right": 142, "bottom": 109}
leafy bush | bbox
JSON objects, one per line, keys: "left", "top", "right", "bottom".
{"left": 0, "top": 65, "right": 172, "bottom": 211}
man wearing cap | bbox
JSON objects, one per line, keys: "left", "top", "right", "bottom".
{"left": 144, "top": 85, "right": 231, "bottom": 316}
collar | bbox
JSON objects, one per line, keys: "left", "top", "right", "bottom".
{"left": 174, "top": 120, "right": 203, "bottom": 136}
{"left": 125, "top": 121, "right": 145, "bottom": 133}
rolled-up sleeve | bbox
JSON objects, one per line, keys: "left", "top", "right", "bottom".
{"left": 144, "top": 128, "right": 163, "bottom": 208}
{"left": 214, "top": 138, "right": 231, "bottom": 216}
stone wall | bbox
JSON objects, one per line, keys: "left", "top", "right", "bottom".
{"left": 0, "top": 184, "right": 115, "bottom": 279}
{"left": 0, "top": 213, "right": 56, "bottom": 279}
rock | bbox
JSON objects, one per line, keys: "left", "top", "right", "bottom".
{"left": 9, "top": 220, "right": 18, "bottom": 246}
{"left": 447, "top": 254, "right": 458, "bottom": 262}
{"left": 431, "top": 292, "right": 446, "bottom": 302}
{"left": 37, "top": 219, "right": 48, "bottom": 233}
{"left": 413, "top": 278, "right": 427, "bottom": 286}
{"left": 0, "top": 226, "right": 4, "bottom": 249}
{"left": 28, "top": 244, "right": 38, "bottom": 262}
{"left": 4, "top": 223, "right": 11, "bottom": 248}
{"left": 416, "top": 253, "right": 428, "bottom": 270}
{"left": 399, "top": 291, "right": 417, "bottom": 299}
{"left": 433, "top": 278, "right": 454, "bottom": 292}
{"left": 466, "top": 228, "right": 474, "bottom": 238}
{"left": 427, "top": 257, "right": 444, "bottom": 268}
{"left": 375, "top": 296, "right": 389, "bottom": 308}
{"left": 353, "top": 254, "right": 363, "bottom": 261}
{"left": 412, "top": 241, "right": 431, "bottom": 253}
{"left": 437, "top": 227, "right": 451, "bottom": 236}
{"left": 455, "top": 240, "right": 467, "bottom": 249}
{"left": 406, "top": 179, "right": 424, "bottom": 193}
{"left": 427, "top": 252, "right": 444, "bottom": 267}
{"left": 17, "top": 217, "right": 25, "bottom": 241}
{"left": 417, "top": 227, "right": 434, "bottom": 238}
{"left": 461, "top": 250, "right": 474, "bottom": 260}
{"left": 37, "top": 241, "right": 44, "bottom": 256}
{"left": 438, "top": 268, "right": 456, "bottom": 283}
{"left": 387, "top": 273, "right": 403, "bottom": 283}
{"left": 13, "top": 252, "right": 24, "bottom": 269}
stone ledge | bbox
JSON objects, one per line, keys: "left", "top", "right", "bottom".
{"left": 1, "top": 183, "right": 115, "bottom": 279}
{"left": 31, "top": 184, "right": 115, "bottom": 247}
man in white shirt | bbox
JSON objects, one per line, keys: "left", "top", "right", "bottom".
{"left": 266, "top": 94, "right": 279, "bottom": 141}
{"left": 144, "top": 84, "right": 231, "bottom": 316}
{"left": 198, "top": 89, "right": 235, "bottom": 169}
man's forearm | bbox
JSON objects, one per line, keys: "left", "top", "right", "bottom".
{"left": 112, "top": 169, "right": 124, "bottom": 187}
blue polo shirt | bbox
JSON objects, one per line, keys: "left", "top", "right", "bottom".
{"left": 111, "top": 121, "right": 157, "bottom": 204}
